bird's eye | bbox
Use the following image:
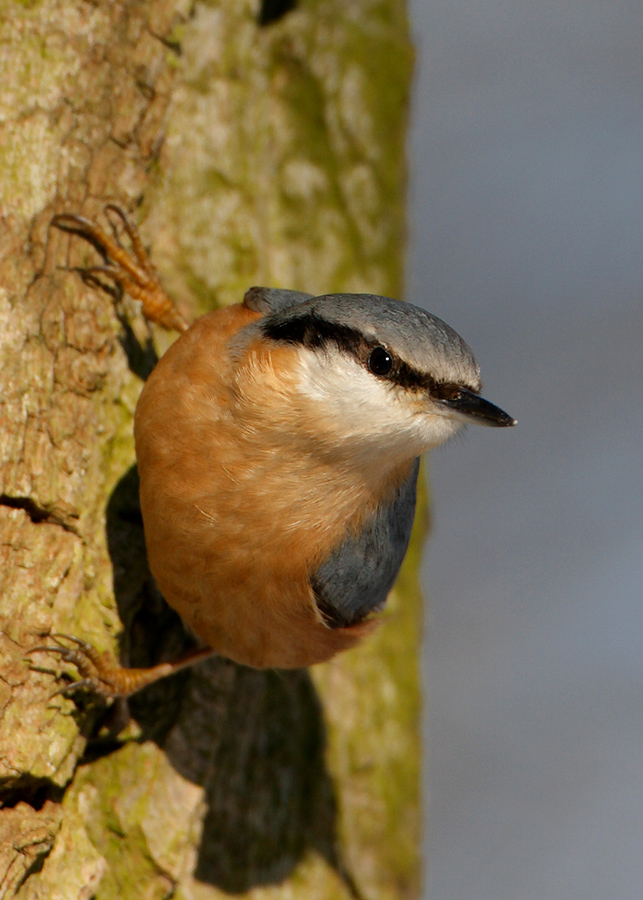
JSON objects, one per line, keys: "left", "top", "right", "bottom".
{"left": 368, "top": 346, "right": 393, "bottom": 376}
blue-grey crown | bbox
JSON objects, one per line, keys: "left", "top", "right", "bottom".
{"left": 245, "top": 287, "right": 481, "bottom": 392}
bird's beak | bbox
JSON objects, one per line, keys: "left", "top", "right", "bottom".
{"left": 445, "top": 388, "right": 517, "bottom": 427}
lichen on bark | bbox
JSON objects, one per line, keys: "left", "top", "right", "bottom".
{"left": 0, "top": 1, "right": 420, "bottom": 898}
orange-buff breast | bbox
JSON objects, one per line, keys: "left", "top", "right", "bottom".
{"left": 134, "top": 304, "right": 378, "bottom": 669}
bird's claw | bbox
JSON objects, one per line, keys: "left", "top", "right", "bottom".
{"left": 26, "top": 633, "right": 117, "bottom": 699}
{"left": 51, "top": 206, "right": 189, "bottom": 333}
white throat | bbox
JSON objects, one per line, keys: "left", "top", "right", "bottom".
{"left": 296, "top": 346, "right": 464, "bottom": 468}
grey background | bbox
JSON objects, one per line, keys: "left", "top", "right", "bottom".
{"left": 406, "top": 1, "right": 643, "bottom": 898}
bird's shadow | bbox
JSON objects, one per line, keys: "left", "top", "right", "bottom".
{"left": 104, "top": 466, "right": 358, "bottom": 895}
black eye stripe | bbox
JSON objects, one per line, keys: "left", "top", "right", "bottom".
{"left": 262, "top": 311, "right": 476, "bottom": 399}
{"left": 263, "top": 313, "right": 362, "bottom": 356}
{"left": 432, "top": 383, "right": 464, "bottom": 402}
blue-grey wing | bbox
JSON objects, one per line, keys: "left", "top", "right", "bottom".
{"left": 243, "top": 286, "right": 314, "bottom": 315}
{"left": 311, "top": 458, "right": 420, "bottom": 628}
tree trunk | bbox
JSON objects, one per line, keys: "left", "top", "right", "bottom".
{"left": 0, "top": 2, "right": 420, "bottom": 897}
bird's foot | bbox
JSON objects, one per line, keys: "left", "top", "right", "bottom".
{"left": 27, "top": 633, "right": 135, "bottom": 699}
{"left": 27, "top": 633, "right": 215, "bottom": 699}
{"left": 51, "top": 205, "right": 189, "bottom": 333}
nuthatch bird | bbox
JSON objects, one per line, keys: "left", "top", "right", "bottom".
{"left": 37, "top": 209, "right": 515, "bottom": 697}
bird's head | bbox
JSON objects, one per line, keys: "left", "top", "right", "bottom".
{"left": 236, "top": 288, "right": 516, "bottom": 469}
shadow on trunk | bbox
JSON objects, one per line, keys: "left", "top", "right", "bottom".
{"left": 100, "top": 464, "right": 359, "bottom": 896}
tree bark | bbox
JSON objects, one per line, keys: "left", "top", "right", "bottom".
{"left": 0, "top": 2, "right": 419, "bottom": 897}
